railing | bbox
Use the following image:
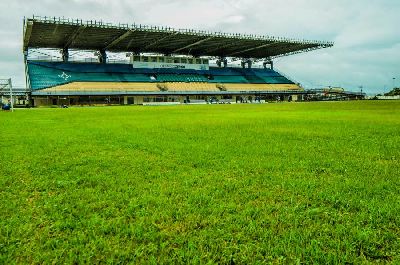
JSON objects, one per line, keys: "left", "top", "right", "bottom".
{"left": 27, "top": 56, "right": 131, "bottom": 64}
{"left": 27, "top": 56, "right": 287, "bottom": 69}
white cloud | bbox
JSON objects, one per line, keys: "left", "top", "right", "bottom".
{"left": 0, "top": 0, "right": 399, "bottom": 93}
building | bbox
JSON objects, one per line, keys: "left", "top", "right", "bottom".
{"left": 23, "top": 16, "right": 334, "bottom": 106}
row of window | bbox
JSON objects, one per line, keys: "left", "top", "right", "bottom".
{"left": 132, "top": 56, "right": 209, "bottom": 65}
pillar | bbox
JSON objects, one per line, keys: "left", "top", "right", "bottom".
{"left": 62, "top": 48, "right": 69, "bottom": 62}
{"left": 99, "top": 49, "right": 107, "bottom": 64}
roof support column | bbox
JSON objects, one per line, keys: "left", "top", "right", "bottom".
{"left": 263, "top": 58, "right": 273, "bottom": 70}
{"left": 241, "top": 59, "right": 252, "bottom": 69}
{"left": 216, "top": 57, "right": 228, "bottom": 68}
{"left": 23, "top": 50, "right": 31, "bottom": 90}
{"left": 98, "top": 49, "right": 107, "bottom": 64}
{"left": 61, "top": 48, "right": 69, "bottom": 62}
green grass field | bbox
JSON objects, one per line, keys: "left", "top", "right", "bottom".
{"left": 1, "top": 101, "right": 399, "bottom": 264}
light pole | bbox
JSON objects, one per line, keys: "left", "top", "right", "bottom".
{"left": 8, "top": 78, "right": 14, "bottom": 112}
{"left": 393, "top": 77, "right": 396, "bottom": 89}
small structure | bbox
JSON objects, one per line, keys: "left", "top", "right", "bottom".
{"left": 0, "top": 79, "right": 13, "bottom": 111}
{"left": 0, "top": 79, "right": 30, "bottom": 109}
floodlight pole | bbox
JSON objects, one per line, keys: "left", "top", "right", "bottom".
{"left": 8, "top": 78, "right": 14, "bottom": 112}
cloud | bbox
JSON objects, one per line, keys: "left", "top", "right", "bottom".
{"left": 0, "top": 0, "right": 399, "bottom": 93}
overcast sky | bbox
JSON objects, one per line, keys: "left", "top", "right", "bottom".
{"left": 0, "top": 0, "right": 399, "bottom": 94}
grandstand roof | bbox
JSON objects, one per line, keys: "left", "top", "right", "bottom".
{"left": 23, "top": 16, "right": 334, "bottom": 59}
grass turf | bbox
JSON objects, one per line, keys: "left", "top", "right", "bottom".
{"left": 1, "top": 101, "right": 399, "bottom": 263}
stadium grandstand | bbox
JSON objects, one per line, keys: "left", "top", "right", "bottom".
{"left": 23, "top": 16, "right": 335, "bottom": 106}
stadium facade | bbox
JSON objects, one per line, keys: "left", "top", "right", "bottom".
{"left": 23, "top": 16, "right": 334, "bottom": 106}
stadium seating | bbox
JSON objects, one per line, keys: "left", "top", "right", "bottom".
{"left": 165, "top": 82, "right": 218, "bottom": 92}
{"left": 223, "top": 84, "right": 300, "bottom": 91}
{"left": 41, "top": 82, "right": 160, "bottom": 92}
{"left": 210, "top": 75, "right": 249, "bottom": 83}
{"left": 156, "top": 74, "right": 208, "bottom": 83}
{"left": 27, "top": 61, "right": 297, "bottom": 91}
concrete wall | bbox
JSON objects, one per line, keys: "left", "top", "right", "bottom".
{"left": 33, "top": 97, "right": 52, "bottom": 107}
{"left": 31, "top": 93, "right": 301, "bottom": 107}
{"left": 135, "top": 96, "right": 144, "bottom": 105}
